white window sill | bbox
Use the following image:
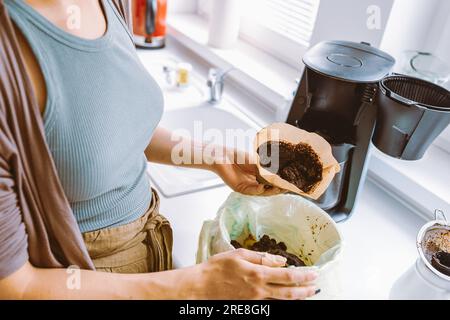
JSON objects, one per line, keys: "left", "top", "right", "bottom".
{"left": 167, "top": 14, "right": 300, "bottom": 119}
{"left": 166, "top": 13, "right": 450, "bottom": 221}
{"left": 369, "top": 144, "right": 450, "bottom": 220}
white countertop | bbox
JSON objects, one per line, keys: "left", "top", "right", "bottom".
{"left": 137, "top": 44, "right": 428, "bottom": 300}
{"left": 155, "top": 177, "right": 425, "bottom": 300}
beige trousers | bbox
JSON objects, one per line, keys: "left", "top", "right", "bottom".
{"left": 82, "top": 189, "right": 173, "bottom": 273}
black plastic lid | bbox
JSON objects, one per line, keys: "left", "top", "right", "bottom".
{"left": 303, "top": 40, "right": 395, "bottom": 83}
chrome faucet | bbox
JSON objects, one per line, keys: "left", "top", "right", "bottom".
{"left": 206, "top": 67, "right": 236, "bottom": 104}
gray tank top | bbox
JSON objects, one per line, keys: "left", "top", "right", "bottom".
{"left": 5, "top": 0, "right": 164, "bottom": 232}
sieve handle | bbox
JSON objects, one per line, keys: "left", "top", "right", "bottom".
{"left": 434, "top": 209, "right": 448, "bottom": 223}
{"left": 386, "top": 90, "right": 418, "bottom": 106}
{"left": 380, "top": 76, "right": 420, "bottom": 107}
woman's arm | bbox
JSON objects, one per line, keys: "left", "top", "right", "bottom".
{"left": 145, "top": 127, "right": 213, "bottom": 170}
{"left": 145, "top": 127, "right": 284, "bottom": 196}
{"left": 1, "top": 251, "right": 318, "bottom": 300}
{"left": 0, "top": 261, "right": 184, "bottom": 299}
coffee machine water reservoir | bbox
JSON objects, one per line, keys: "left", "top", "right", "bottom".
{"left": 287, "top": 41, "right": 450, "bottom": 222}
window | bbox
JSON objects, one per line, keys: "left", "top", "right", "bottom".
{"left": 240, "top": 0, "right": 320, "bottom": 66}
{"left": 197, "top": 0, "right": 321, "bottom": 67}
{"left": 242, "top": 0, "right": 320, "bottom": 47}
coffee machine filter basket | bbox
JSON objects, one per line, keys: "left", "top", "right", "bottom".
{"left": 380, "top": 75, "right": 450, "bottom": 111}
{"left": 373, "top": 75, "right": 450, "bottom": 160}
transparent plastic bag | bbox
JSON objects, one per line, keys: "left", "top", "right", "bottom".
{"left": 197, "top": 192, "right": 344, "bottom": 299}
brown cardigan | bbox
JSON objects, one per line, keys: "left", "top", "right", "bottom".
{"left": 0, "top": 0, "right": 131, "bottom": 279}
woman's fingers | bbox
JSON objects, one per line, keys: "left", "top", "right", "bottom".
{"left": 233, "top": 249, "right": 287, "bottom": 267}
{"left": 209, "top": 249, "right": 320, "bottom": 300}
{"left": 259, "top": 186, "right": 286, "bottom": 196}
{"left": 262, "top": 267, "right": 318, "bottom": 285}
{"left": 266, "top": 284, "right": 317, "bottom": 300}
{"left": 240, "top": 182, "right": 285, "bottom": 196}
{"left": 239, "top": 182, "right": 266, "bottom": 196}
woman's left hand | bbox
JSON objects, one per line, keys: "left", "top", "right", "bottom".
{"left": 212, "top": 149, "right": 285, "bottom": 196}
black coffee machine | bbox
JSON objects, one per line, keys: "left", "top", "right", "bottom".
{"left": 287, "top": 40, "right": 450, "bottom": 222}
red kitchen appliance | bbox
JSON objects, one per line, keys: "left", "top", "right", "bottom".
{"left": 131, "top": 0, "right": 167, "bottom": 49}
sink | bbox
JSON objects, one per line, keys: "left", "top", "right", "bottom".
{"left": 147, "top": 101, "right": 261, "bottom": 197}
{"left": 139, "top": 52, "right": 261, "bottom": 197}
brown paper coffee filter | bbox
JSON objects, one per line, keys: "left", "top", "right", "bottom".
{"left": 254, "top": 123, "right": 340, "bottom": 200}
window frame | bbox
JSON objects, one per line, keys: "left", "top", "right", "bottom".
{"left": 239, "top": 19, "right": 309, "bottom": 68}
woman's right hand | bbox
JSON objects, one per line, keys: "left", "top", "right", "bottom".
{"left": 188, "top": 248, "right": 318, "bottom": 300}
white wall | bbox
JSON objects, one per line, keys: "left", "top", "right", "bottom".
{"left": 380, "top": 0, "right": 442, "bottom": 61}
{"left": 168, "top": 0, "right": 197, "bottom": 13}
{"left": 425, "top": 0, "right": 450, "bottom": 59}
{"left": 434, "top": 5, "right": 450, "bottom": 90}
{"left": 435, "top": 18, "right": 450, "bottom": 63}
{"left": 427, "top": 0, "right": 450, "bottom": 89}
{"left": 380, "top": 0, "right": 450, "bottom": 88}
{"left": 310, "top": 0, "right": 394, "bottom": 48}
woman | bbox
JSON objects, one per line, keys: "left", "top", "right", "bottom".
{"left": 0, "top": 0, "right": 318, "bottom": 299}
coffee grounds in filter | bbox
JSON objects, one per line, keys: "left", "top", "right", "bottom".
{"left": 257, "top": 141, "right": 323, "bottom": 193}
